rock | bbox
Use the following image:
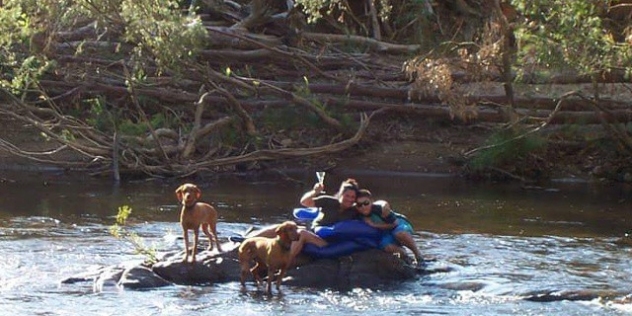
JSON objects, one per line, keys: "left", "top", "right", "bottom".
{"left": 61, "top": 266, "right": 109, "bottom": 284}
{"left": 152, "top": 249, "right": 241, "bottom": 285}
{"left": 118, "top": 265, "right": 172, "bottom": 289}
{"left": 94, "top": 265, "right": 126, "bottom": 292}
{"left": 64, "top": 241, "right": 422, "bottom": 291}
{"left": 283, "top": 249, "right": 418, "bottom": 290}
{"left": 148, "top": 243, "right": 420, "bottom": 290}
{"left": 523, "top": 289, "right": 623, "bottom": 302}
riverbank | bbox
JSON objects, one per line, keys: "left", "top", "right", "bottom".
{"left": 0, "top": 114, "right": 627, "bottom": 184}
{"left": 0, "top": 114, "right": 478, "bottom": 176}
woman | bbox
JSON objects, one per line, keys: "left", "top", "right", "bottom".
{"left": 241, "top": 178, "right": 360, "bottom": 264}
{"left": 289, "top": 178, "right": 360, "bottom": 260}
{"left": 300, "top": 178, "right": 359, "bottom": 228}
{"left": 354, "top": 189, "right": 423, "bottom": 265}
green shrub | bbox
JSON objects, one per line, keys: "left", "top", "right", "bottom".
{"left": 470, "top": 128, "right": 547, "bottom": 171}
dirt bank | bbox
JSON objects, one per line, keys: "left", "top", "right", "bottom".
{"left": 0, "top": 114, "right": 475, "bottom": 175}
{"left": 1, "top": 114, "right": 627, "bottom": 184}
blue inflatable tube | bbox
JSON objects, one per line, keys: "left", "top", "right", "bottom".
{"left": 300, "top": 220, "right": 382, "bottom": 259}
{"left": 302, "top": 239, "right": 377, "bottom": 259}
{"left": 314, "top": 220, "right": 381, "bottom": 241}
{"left": 293, "top": 207, "right": 320, "bottom": 220}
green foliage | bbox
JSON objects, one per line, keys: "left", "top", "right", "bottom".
{"left": 84, "top": 97, "right": 114, "bottom": 131}
{"left": 120, "top": 0, "right": 207, "bottom": 72}
{"left": 470, "top": 129, "right": 547, "bottom": 171}
{"left": 6, "top": 56, "right": 56, "bottom": 92}
{"left": 0, "top": 2, "right": 53, "bottom": 91}
{"left": 109, "top": 205, "right": 158, "bottom": 264}
{"left": 511, "top": 0, "right": 632, "bottom": 76}
{"left": 261, "top": 106, "right": 319, "bottom": 131}
{"left": 0, "top": 3, "right": 34, "bottom": 48}
{"left": 295, "top": 0, "right": 393, "bottom": 31}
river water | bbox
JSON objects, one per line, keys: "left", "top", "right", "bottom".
{"left": 1, "top": 170, "right": 631, "bottom": 315}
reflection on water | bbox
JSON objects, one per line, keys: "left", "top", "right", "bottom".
{"left": 0, "top": 170, "right": 631, "bottom": 315}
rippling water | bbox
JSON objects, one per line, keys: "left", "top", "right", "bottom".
{"left": 1, "top": 170, "right": 631, "bottom": 315}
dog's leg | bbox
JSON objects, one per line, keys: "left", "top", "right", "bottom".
{"left": 202, "top": 223, "right": 214, "bottom": 251}
{"left": 201, "top": 223, "right": 212, "bottom": 251}
{"left": 182, "top": 228, "right": 190, "bottom": 262}
{"left": 209, "top": 223, "right": 222, "bottom": 252}
{"left": 276, "top": 267, "right": 286, "bottom": 291}
{"left": 251, "top": 262, "right": 264, "bottom": 287}
{"left": 240, "top": 266, "right": 249, "bottom": 288}
{"left": 191, "top": 227, "right": 200, "bottom": 263}
{"left": 266, "top": 267, "right": 274, "bottom": 294}
{"left": 239, "top": 254, "right": 249, "bottom": 287}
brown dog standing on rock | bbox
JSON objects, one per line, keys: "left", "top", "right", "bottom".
{"left": 175, "top": 183, "right": 222, "bottom": 263}
{"left": 238, "top": 221, "right": 300, "bottom": 294}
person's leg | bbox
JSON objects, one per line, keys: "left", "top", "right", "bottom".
{"left": 379, "top": 233, "right": 410, "bottom": 260}
{"left": 245, "top": 224, "right": 281, "bottom": 239}
{"left": 394, "top": 231, "right": 422, "bottom": 262}
{"left": 392, "top": 220, "right": 423, "bottom": 263}
{"left": 246, "top": 223, "right": 310, "bottom": 239}
{"left": 289, "top": 229, "right": 327, "bottom": 265}
{"left": 383, "top": 243, "right": 409, "bottom": 260}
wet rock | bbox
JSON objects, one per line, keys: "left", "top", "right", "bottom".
{"left": 283, "top": 249, "right": 418, "bottom": 290}
{"left": 523, "top": 289, "right": 623, "bottom": 302}
{"left": 63, "top": 241, "right": 422, "bottom": 291}
{"left": 61, "top": 266, "right": 109, "bottom": 284}
{"left": 150, "top": 243, "right": 420, "bottom": 290}
{"left": 152, "top": 247, "right": 241, "bottom": 285}
{"left": 118, "top": 265, "right": 172, "bottom": 289}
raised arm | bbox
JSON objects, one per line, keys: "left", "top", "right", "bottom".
{"left": 300, "top": 182, "right": 324, "bottom": 207}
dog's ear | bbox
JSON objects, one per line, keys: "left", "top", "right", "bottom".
{"left": 175, "top": 185, "right": 184, "bottom": 201}
{"left": 194, "top": 186, "right": 201, "bottom": 199}
{"left": 275, "top": 221, "right": 296, "bottom": 235}
{"left": 274, "top": 223, "right": 286, "bottom": 235}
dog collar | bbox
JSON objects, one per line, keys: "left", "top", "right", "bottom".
{"left": 277, "top": 234, "right": 292, "bottom": 251}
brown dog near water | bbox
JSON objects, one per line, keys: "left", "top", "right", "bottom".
{"left": 175, "top": 183, "right": 222, "bottom": 263}
{"left": 238, "top": 221, "right": 300, "bottom": 294}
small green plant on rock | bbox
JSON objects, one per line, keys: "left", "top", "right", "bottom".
{"left": 109, "top": 205, "right": 158, "bottom": 264}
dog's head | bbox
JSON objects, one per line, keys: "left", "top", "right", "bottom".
{"left": 275, "top": 221, "right": 299, "bottom": 242}
{"left": 175, "top": 183, "right": 201, "bottom": 207}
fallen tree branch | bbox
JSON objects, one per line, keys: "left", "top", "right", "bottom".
{"left": 136, "top": 112, "right": 373, "bottom": 175}
{"left": 463, "top": 90, "right": 569, "bottom": 158}
{"left": 302, "top": 32, "right": 421, "bottom": 54}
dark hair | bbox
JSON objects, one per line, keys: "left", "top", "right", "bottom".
{"left": 342, "top": 178, "right": 358, "bottom": 188}
{"left": 336, "top": 178, "right": 359, "bottom": 197}
{"left": 356, "top": 189, "right": 372, "bottom": 198}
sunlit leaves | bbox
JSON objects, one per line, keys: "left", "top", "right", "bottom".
{"left": 295, "top": 0, "right": 392, "bottom": 25}
{"left": 110, "top": 205, "right": 158, "bottom": 264}
{"left": 120, "top": 0, "right": 207, "bottom": 72}
{"left": 512, "top": 0, "right": 632, "bottom": 75}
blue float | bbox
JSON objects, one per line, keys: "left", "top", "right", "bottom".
{"left": 302, "top": 239, "right": 377, "bottom": 259}
{"left": 301, "top": 219, "right": 382, "bottom": 259}
{"left": 314, "top": 220, "right": 382, "bottom": 241}
{"left": 292, "top": 207, "right": 320, "bottom": 220}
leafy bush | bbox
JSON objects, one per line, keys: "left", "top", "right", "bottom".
{"left": 470, "top": 128, "right": 548, "bottom": 171}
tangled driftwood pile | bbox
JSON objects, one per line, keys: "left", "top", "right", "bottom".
{"left": 1, "top": 0, "right": 631, "bottom": 179}
{"left": 0, "top": 0, "right": 426, "bottom": 177}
